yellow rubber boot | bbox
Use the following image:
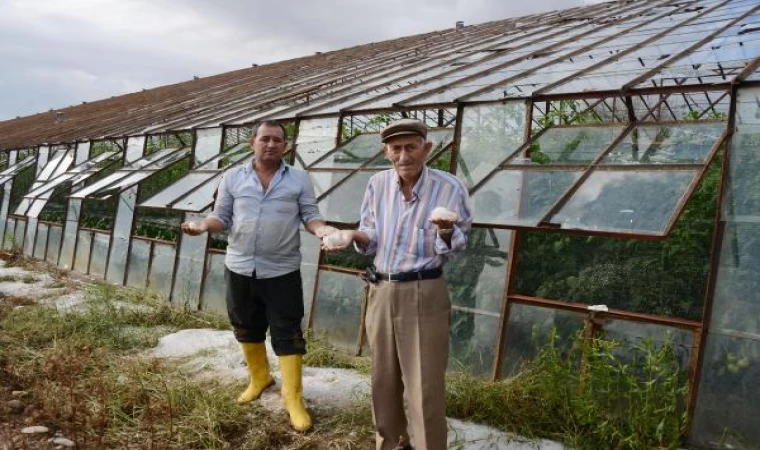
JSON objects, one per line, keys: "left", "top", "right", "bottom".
{"left": 238, "top": 342, "right": 274, "bottom": 404}
{"left": 279, "top": 355, "right": 312, "bottom": 432}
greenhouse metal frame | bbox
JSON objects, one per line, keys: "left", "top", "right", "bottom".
{"left": 1, "top": 0, "right": 760, "bottom": 447}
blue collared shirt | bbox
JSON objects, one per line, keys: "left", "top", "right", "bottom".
{"left": 355, "top": 166, "right": 472, "bottom": 273}
{"left": 208, "top": 161, "right": 323, "bottom": 278}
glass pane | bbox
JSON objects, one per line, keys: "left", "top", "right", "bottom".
{"left": 724, "top": 127, "right": 760, "bottom": 219}
{"left": 149, "top": 242, "right": 176, "bottom": 299}
{"left": 14, "top": 220, "right": 26, "bottom": 252}
{"left": 139, "top": 172, "right": 219, "bottom": 209}
{"left": 603, "top": 122, "right": 725, "bottom": 165}
{"left": 551, "top": 169, "right": 698, "bottom": 235}
{"left": 458, "top": 103, "right": 526, "bottom": 188}
{"left": 3, "top": 218, "right": 16, "bottom": 250}
{"left": 200, "top": 252, "right": 227, "bottom": 315}
{"left": 46, "top": 224, "right": 62, "bottom": 264}
{"left": 38, "top": 150, "right": 73, "bottom": 181}
{"left": 500, "top": 303, "right": 585, "bottom": 377}
{"left": 95, "top": 171, "right": 153, "bottom": 198}
{"left": 172, "top": 176, "right": 222, "bottom": 212}
{"left": 70, "top": 172, "right": 129, "bottom": 199}
{"left": 133, "top": 147, "right": 179, "bottom": 168}
{"left": 89, "top": 232, "right": 110, "bottom": 278}
{"left": 172, "top": 222, "right": 208, "bottom": 309}
{"left": 445, "top": 228, "right": 511, "bottom": 314}
{"left": 601, "top": 320, "right": 693, "bottom": 368}
{"left": 520, "top": 126, "right": 624, "bottom": 165}
{"left": 193, "top": 128, "right": 223, "bottom": 165}
{"left": 312, "top": 134, "right": 382, "bottom": 169}
{"left": 514, "top": 226, "right": 711, "bottom": 320}
{"left": 691, "top": 333, "right": 760, "bottom": 449}
{"left": 126, "top": 239, "right": 151, "bottom": 289}
{"left": 318, "top": 171, "right": 375, "bottom": 223}
{"left": 448, "top": 310, "right": 499, "bottom": 376}
{"left": 294, "top": 117, "right": 338, "bottom": 167}
{"left": 58, "top": 200, "right": 80, "bottom": 270}
{"left": 309, "top": 171, "right": 347, "bottom": 198}
{"left": 472, "top": 170, "right": 583, "bottom": 227}
{"left": 106, "top": 189, "right": 136, "bottom": 284}
{"left": 0, "top": 155, "right": 35, "bottom": 178}
{"left": 33, "top": 223, "right": 48, "bottom": 259}
{"left": 711, "top": 221, "right": 760, "bottom": 335}
{"left": 311, "top": 270, "right": 365, "bottom": 354}
{"left": 74, "top": 230, "right": 92, "bottom": 274}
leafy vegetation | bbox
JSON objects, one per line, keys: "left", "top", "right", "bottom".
{"left": 514, "top": 156, "right": 721, "bottom": 321}
{"left": 446, "top": 330, "right": 689, "bottom": 450}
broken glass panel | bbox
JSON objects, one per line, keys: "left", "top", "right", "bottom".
{"left": 318, "top": 171, "right": 376, "bottom": 223}
{"left": 472, "top": 170, "right": 583, "bottom": 227}
{"left": 312, "top": 134, "right": 383, "bottom": 169}
{"left": 126, "top": 239, "right": 151, "bottom": 289}
{"left": 138, "top": 172, "right": 219, "bottom": 209}
{"left": 603, "top": 122, "right": 725, "bottom": 164}
{"left": 500, "top": 303, "right": 585, "bottom": 377}
{"left": 0, "top": 155, "right": 36, "bottom": 185}
{"left": 550, "top": 169, "right": 698, "bottom": 234}
{"left": 311, "top": 270, "right": 365, "bottom": 354}
{"left": 458, "top": 103, "right": 526, "bottom": 189}
{"left": 512, "top": 126, "right": 625, "bottom": 165}
{"left": 171, "top": 176, "right": 223, "bottom": 212}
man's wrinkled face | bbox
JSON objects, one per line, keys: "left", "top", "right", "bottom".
{"left": 383, "top": 135, "right": 432, "bottom": 182}
{"left": 250, "top": 124, "right": 286, "bottom": 164}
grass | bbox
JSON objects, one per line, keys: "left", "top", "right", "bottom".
{"left": 0, "top": 280, "right": 375, "bottom": 449}
{"left": 303, "top": 332, "right": 371, "bottom": 375}
{"left": 0, "top": 256, "right": 690, "bottom": 449}
{"left": 445, "top": 330, "right": 689, "bottom": 450}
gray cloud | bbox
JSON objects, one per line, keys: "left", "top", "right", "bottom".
{"left": 0, "top": 0, "right": 603, "bottom": 120}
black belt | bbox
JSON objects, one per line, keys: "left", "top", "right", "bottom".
{"left": 375, "top": 268, "right": 442, "bottom": 282}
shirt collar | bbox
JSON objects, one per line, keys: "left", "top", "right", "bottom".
{"left": 394, "top": 165, "right": 428, "bottom": 201}
{"left": 245, "top": 157, "right": 289, "bottom": 175}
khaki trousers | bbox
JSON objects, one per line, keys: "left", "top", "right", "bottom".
{"left": 366, "top": 277, "right": 451, "bottom": 450}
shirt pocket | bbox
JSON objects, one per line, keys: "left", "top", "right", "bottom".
{"left": 228, "top": 220, "right": 258, "bottom": 255}
{"left": 406, "top": 227, "right": 438, "bottom": 257}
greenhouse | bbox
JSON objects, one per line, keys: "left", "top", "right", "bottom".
{"left": 0, "top": 0, "right": 759, "bottom": 447}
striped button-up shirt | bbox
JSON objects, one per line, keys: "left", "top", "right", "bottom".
{"left": 208, "top": 161, "right": 323, "bottom": 278}
{"left": 356, "top": 166, "right": 472, "bottom": 273}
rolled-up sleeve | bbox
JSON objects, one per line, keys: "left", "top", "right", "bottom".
{"left": 435, "top": 181, "right": 473, "bottom": 255}
{"left": 207, "top": 172, "right": 233, "bottom": 230}
{"left": 298, "top": 173, "right": 323, "bottom": 224}
{"left": 354, "top": 178, "right": 378, "bottom": 255}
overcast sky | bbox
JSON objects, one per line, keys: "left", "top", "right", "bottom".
{"left": 0, "top": 0, "right": 605, "bottom": 120}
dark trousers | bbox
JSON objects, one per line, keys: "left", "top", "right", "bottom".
{"left": 224, "top": 268, "right": 306, "bottom": 355}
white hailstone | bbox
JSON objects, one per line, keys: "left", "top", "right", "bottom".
{"left": 587, "top": 304, "right": 608, "bottom": 312}
{"left": 429, "top": 206, "right": 458, "bottom": 222}
{"left": 316, "top": 225, "right": 338, "bottom": 238}
{"left": 323, "top": 231, "right": 350, "bottom": 248}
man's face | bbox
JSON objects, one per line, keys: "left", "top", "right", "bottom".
{"left": 250, "top": 124, "right": 286, "bottom": 164}
{"left": 383, "top": 135, "right": 432, "bottom": 182}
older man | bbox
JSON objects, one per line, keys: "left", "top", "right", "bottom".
{"left": 324, "top": 119, "right": 472, "bottom": 450}
{"left": 181, "top": 120, "right": 334, "bottom": 432}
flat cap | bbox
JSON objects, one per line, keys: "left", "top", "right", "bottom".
{"left": 380, "top": 118, "right": 428, "bottom": 143}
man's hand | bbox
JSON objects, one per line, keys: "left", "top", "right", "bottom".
{"left": 321, "top": 230, "right": 355, "bottom": 251}
{"left": 181, "top": 220, "right": 208, "bottom": 236}
{"left": 429, "top": 207, "right": 457, "bottom": 230}
{"left": 314, "top": 225, "right": 339, "bottom": 238}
